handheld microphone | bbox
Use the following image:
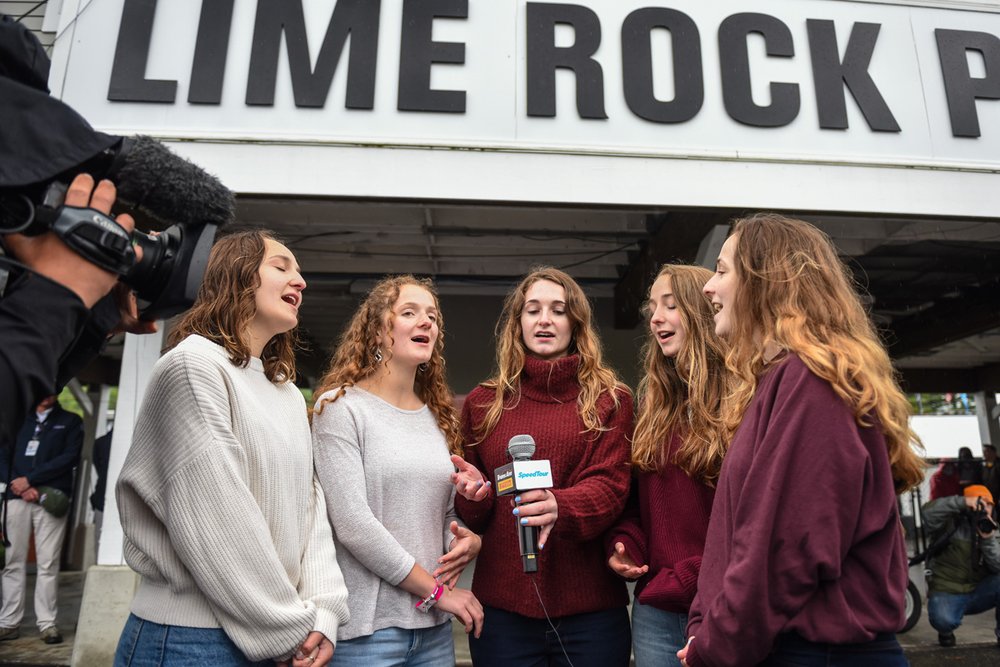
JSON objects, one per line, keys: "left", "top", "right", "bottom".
{"left": 494, "top": 434, "right": 553, "bottom": 573}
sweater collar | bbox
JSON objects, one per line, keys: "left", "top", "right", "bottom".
{"left": 520, "top": 354, "right": 581, "bottom": 403}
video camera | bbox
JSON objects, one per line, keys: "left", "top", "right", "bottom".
{"left": 0, "top": 14, "right": 233, "bottom": 320}
{"left": 969, "top": 498, "right": 998, "bottom": 535}
{"left": 0, "top": 135, "right": 234, "bottom": 320}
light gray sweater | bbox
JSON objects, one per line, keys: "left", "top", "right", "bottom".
{"left": 312, "top": 386, "right": 459, "bottom": 640}
{"left": 116, "top": 335, "right": 350, "bottom": 661}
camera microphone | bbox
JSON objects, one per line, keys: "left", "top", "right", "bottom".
{"left": 107, "top": 136, "right": 234, "bottom": 319}
{"left": 110, "top": 135, "right": 233, "bottom": 231}
{"left": 495, "top": 434, "right": 553, "bottom": 573}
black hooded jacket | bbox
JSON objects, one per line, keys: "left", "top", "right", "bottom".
{"left": 0, "top": 14, "right": 120, "bottom": 444}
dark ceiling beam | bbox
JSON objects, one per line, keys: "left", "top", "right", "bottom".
{"left": 899, "top": 361, "right": 1000, "bottom": 392}
{"left": 886, "top": 283, "right": 1000, "bottom": 359}
{"left": 614, "top": 210, "right": 737, "bottom": 329}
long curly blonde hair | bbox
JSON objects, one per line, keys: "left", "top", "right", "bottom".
{"left": 169, "top": 230, "right": 299, "bottom": 383}
{"left": 312, "top": 275, "right": 462, "bottom": 455}
{"left": 472, "top": 267, "right": 627, "bottom": 444}
{"left": 721, "top": 213, "right": 924, "bottom": 492}
{"left": 632, "top": 265, "right": 729, "bottom": 486}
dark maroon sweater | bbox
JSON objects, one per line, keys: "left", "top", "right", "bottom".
{"left": 607, "top": 433, "right": 715, "bottom": 613}
{"left": 686, "top": 355, "right": 907, "bottom": 667}
{"left": 455, "top": 354, "right": 633, "bottom": 618}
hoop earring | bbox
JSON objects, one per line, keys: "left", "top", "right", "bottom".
{"left": 418, "top": 362, "right": 429, "bottom": 373}
{"left": 374, "top": 348, "right": 383, "bottom": 363}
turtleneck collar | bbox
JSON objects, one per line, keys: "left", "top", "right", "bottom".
{"left": 520, "top": 354, "right": 581, "bottom": 403}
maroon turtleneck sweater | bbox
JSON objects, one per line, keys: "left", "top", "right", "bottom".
{"left": 455, "top": 354, "right": 634, "bottom": 618}
{"left": 607, "top": 433, "right": 715, "bottom": 613}
{"left": 686, "top": 355, "right": 907, "bottom": 667}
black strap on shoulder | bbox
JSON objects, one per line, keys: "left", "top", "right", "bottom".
{"left": 909, "top": 521, "right": 961, "bottom": 566}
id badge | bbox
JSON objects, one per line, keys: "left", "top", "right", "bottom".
{"left": 25, "top": 439, "right": 40, "bottom": 457}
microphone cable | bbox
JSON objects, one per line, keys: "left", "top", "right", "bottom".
{"left": 530, "top": 576, "right": 575, "bottom": 667}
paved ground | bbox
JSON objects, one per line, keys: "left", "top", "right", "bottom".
{"left": 0, "top": 572, "right": 82, "bottom": 667}
{"left": 0, "top": 571, "right": 995, "bottom": 666}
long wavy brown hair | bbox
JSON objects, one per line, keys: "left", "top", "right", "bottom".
{"left": 472, "top": 267, "right": 627, "bottom": 443}
{"left": 169, "top": 230, "right": 298, "bottom": 383}
{"left": 720, "top": 213, "right": 924, "bottom": 492}
{"left": 632, "top": 265, "right": 729, "bottom": 485}
{"left": 312, "top": 275, "right": 462, "bottom": 454}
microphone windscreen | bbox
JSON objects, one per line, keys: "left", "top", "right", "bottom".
{"left": 507, "top": 434, "right": 536, "bottom": 461}
{"left": 112, "top": 135, "right": 235, "bottom": 229}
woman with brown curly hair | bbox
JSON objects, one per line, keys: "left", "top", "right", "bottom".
{"left": 311, "top": 275, "right": 483, "bottom": 666}
{"left": 115, "top": 230, "right": 348, "bottom": 667}
{"left": 606, "top": 264, "right": 728, "bottom": 667}
{"left": 451, "top": 267, "right": 634, "bottom": 666}
{"left": 680, "top": 214, "right": 926, "bottom": 667}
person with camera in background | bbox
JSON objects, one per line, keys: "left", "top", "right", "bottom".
{"left": 922, "top": 484, "right": 1000, "bottom": 648}
{"left": 0, "top": 395, "right": 83, "bottom": 644}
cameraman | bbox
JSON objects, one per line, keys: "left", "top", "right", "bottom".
{"left": 921, "top": 485, "right": 1000, "bottom": 647}
{"left": 0, "top": 174, "right": 153, "bottom": 445}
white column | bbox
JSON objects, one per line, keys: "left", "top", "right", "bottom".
{"left": 97, "top": 328, "right": 164, "bottom": 566}
{"left": 974, "top": 391, "right": 1000, "bottom": 452}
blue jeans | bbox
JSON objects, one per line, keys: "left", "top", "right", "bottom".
{"left": 927, "top": 573, "right": 1000, "bottom": 639}
{"left": 331, "top": 622, "right": 454, "bottom": 667}
{"left": 631, "top": 599, "right": 686, "bottom": 667}
{"left": 759, "top": 632, "right": 907, "bottom": 667}
{"left": 469, "top": 605, "right": 631, "bottom": 667}
{"left": 114, "top": 614, "right": 271, "bottom": 666}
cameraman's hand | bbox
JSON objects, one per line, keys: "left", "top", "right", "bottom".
{"left": 2, "top": 174, "right": 136, "bottom": 309}
{"left": 108, "top": 282, "right": 158, "bottom": 335}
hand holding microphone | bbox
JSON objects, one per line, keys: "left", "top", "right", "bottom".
{"left": 495, "top": 434, "right": 554, "bottom": 573}
{"left": 511, "top": 488, "right": 559, "bottom": 550}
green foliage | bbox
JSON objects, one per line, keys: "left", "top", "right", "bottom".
{"left": 55, "top": 386, "right": 119, "bottom": 420}
{"left": 909, "top": 392, "right": 976, "bottom": 416}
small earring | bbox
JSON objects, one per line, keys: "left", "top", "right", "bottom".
{"left": 374, "top": 348, "right": 383, "bottom": 363}
{"left": 418, "top": 362, "right": 429, "bottom": 372}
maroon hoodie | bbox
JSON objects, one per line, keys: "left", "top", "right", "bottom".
{"left": 685, "top": 354, "right": 907, "bottom": 667}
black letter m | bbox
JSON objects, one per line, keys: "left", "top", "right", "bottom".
{"left": 247, "top": 0, "right": 380, "bottom": 108}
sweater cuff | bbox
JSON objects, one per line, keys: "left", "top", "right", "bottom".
{"left": 386, "top": 553, "right": 417, "bottom": 587}
{"left": 313, "top": 607, "right": 343, "bottom": 647}
{"left": 675, "top": 556, "right": 701, "bottom": 601}
{"left": 608, "top": 533, "right": 644, "bottom": 569}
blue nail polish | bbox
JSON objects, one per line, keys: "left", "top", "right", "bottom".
{"left": 539, "top": 543, "right": 545, "bottom": 550}
{"left": 520, "top": 518, "right": 528, "bottom": 525}
{"left": 486, "top": 481, "right": 492, "bottom": 486}
{"left": 514, "top": 495, "right": 521, "bottom": 503}
{"left": 476, "top": 481, "right": 483, "bottom": 487}
{"left": 512, "top": 508, "right": 519, "bottom": 515}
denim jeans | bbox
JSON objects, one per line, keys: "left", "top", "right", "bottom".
{"left": 114, "top": 614, "right": 271, "bottom": 667}
{"left": 331, "top": 622, "right": 454, "bottom": 667}
{"left": 927, "top": 573, "right": 1000, "bottom": 639}
{"left": 631, "top": 599, "right": 686, "bottom": 667}
{"left": 469, "top": 605, "right": 631, "bottom": 667}
{"left": 759, "top": 632, "right": 908, "bottom": 667}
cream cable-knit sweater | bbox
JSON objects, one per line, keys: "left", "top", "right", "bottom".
{"left": 116, "top": 335, "right": 349, "bottom": 661}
